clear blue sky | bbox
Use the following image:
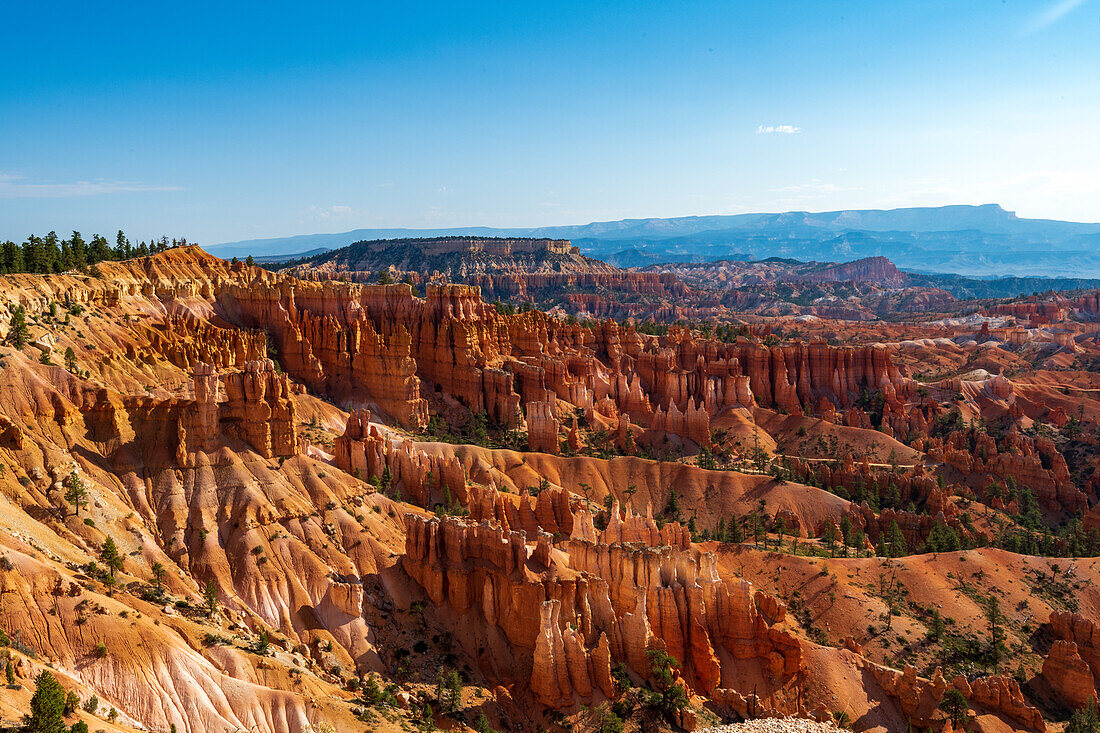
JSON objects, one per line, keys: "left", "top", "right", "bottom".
{"left": 2, "top": 1, "right": 1098, "bottom": 244}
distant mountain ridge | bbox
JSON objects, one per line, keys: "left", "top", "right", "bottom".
{"left": 209, "top": 204, "right": 1100, "bottom": 278}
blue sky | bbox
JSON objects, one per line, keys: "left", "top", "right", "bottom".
{"left": 2, "top": 0, "right": 1098, "bottom": 244}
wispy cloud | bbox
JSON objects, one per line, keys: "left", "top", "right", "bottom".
{"left": 757, "top": 179, "right": 860, "bottom": 210}
{"left": 0, "top": 172, "right": 181, "bottom": 198}
{"left": 756, "top": 124, "right": 801, "bottom": 134}
{"left": 1022, "top": 0, "right": 1089, "bottom": 35}
{"left": 303, "top": 204, "right": 355, "bottom": 221}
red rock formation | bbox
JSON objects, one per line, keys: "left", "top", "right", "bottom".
{"left": 582, "top": 501, "right": 691, "bottom": 549}
{"left": 402, "top": 512, "right": 801, "bottom": 708}
{"left": 177, "top": 360, "right": 298, "bottom": 460}
{"left": 333, "top": 409, "right": 465, "bottom": 506}
{"left": 136, "top": 314, "right": 267, "bottom": 370}
{"left": 647, "top": 398, "right": 711, "bottom": 448}
{"left": 966, "top": 675, "right": 1047, "bottom": 731}
{"left": 626, "top": 331, "right": 906, "bottom": 418}
{"left": 929, "top": 428, "right": 1083, "bottom": 512}
{"left": 1043, "top": 640, "right": 1096, "bottom": 708}
{"left": 221, "top": 280, "right": 431, "bottom": 427}
{"left": 212, "top": 277, "right": 914, "bottom": 452}
{"left": 466, "top": 483, "right": 576, "bottom": 537}
{"left": 1045, "top": 611, "right": 1100, "bottom": 708}
{"left": 870, "top": 664, "right": 1045, "bottom": 731}
{"left": 526, "top": 401, "right": 560, "bottom": 454}
{"left": 987, "top": 300, "right": 1067, "bottom": 321}
{"left": 220, "top": 359, "right": 299, "bottom": 459}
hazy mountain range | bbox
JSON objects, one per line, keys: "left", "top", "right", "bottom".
{"left": 210, "top": 204, "right": 1100, "bottom": 278}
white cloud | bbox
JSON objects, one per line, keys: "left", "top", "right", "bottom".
{"left": 1023, "top": 0, "right": 1089, "bottom": 35}
{"left": 0, "top": 172, "right": 181, "bottom": 198}
{"left": 303, "top": 204, "right": 356, "bottom": 221}
{"left": 756, "top": 124, "right": 801, "bottom": 134}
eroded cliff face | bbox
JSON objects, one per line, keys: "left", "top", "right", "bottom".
{"left": 401, "top": 510, "right": 801, "bottom": 711}
{"left": 180, "top": 359, "right": 299, "bottom": 460}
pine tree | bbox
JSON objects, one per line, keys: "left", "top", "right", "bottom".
{"left": 88, "top": 234, "right": 111, "bottom": 264}
{"left": 7, "top": 306, "right": 29, "bottom": 348}
{"left": 987, "top": 596, "right": 1005, "bottom": 673}
{"left": 63, "top": 472, "right": 87, "bottom": 516}
{"left": 255, "top": 629, "right": 270, "bottom": 656}
{"left": 24, "top": 670, "right": 66, "bottom": 733}
{"left": 99, "top": 536, "right": 123, "bottom": 578}
{"left": 69, "top": 231, "right": 86, "bottom": 269}
{"left": 665, "top": 489, "right": 681, "bottom": 520}
{"left": 64, "top": 347, "right": 78, "bottom": 373}
{"left": 929, "top": 609, "right": 945, "bottom": 641}
{"left": 115, "top": 230, "right": 130, "bottom": 259}
{"left": 151, "top": 561, "right": 167, "bottom": 590}
{"left": 939, "top": 688, "right": 968, "bottom": 729}
{"left": 203, "top": 579, "right": 220, "bottom": 616}
{"left": 730, "top": 516, "right": 743, "bottom": 543}
{"left": 646, "top": 649, "right": 689, "bottom": 717}
{"left": 593, "top": 706, "right": 624, "bottom": 733}
{"left": 1067, "top": 699, "right": 1100, "bottom": 733}
{"left": 885, "top": 521, "right": 908, "bottom": 558}
{"left": 434, "top": 668, "right": 462, "bottom": 714}
{"left": 64, "top": 690, "right": 79, "bottom": 716}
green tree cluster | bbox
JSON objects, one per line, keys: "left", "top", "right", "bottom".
{"left": 0, "top": 231, "right": 181, "bottom": 275}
